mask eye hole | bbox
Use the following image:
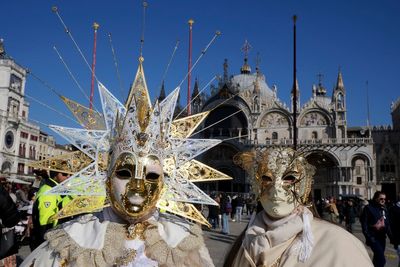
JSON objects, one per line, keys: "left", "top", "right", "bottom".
{"left": 261, "top": 175, "right": 272, "bottom": 182}
{"left": 116, "top": 169, "right": 132, "bottom": 179}
{"left": 283, "top": 175, "right": 296, "bottom": 184}
{"left": 146, "top": 172, "right": 160, "bottom": 181}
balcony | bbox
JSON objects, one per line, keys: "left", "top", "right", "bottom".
{"left": 201, "top": 127, "right": 373, "bottom": 147}
{"left": 252, "top": 137, "right": 373, "bottom": 147}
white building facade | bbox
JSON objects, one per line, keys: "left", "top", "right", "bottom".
{"left": 195, "top": 56, "right": 377, "bottom": 200}
{"left": 0, "top": 41, "right": 70, "bottom": 183}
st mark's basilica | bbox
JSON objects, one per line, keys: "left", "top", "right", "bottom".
{"left": 184, "top": 47, "right": 400, "bottom": 201}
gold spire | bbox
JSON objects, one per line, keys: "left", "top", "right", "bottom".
{"left": 240, "top": 40, "right": 252, "bottom": 74}
{"left": 125, "top": 57, "right": 152, "bottom": 132}
{"left": 93, "top": 22, "right": 100, "bottom": 31}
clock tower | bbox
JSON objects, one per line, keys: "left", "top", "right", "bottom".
{"left": 0, "top": 39, "right": 40, "bottom": 182}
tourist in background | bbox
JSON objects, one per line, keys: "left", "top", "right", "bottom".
{"left": 220, "top": 193, "right": 231, "bottom": 234}
{"left": 389, "top": 196, "right": 400, "bottom": 267}
{"left": 325, "top": 196, "right": 339, "bottom": 223}
{"left": 0, "top": 185, "right": 21, "bottom": 265}
{"left": 234, "top": 194, "right": 244, "bottom": 223}
{"left": 360, "top": 191, "right": 392, "bottom": 267}
{"left": 208, "top": 193, "right": 220, "bottom": 229}
{"left": 344, "top": 199, "right": 357, "bottom": 233}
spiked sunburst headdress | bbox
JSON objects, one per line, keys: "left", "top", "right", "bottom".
{"left": 31, "top": 57, "right": 231, "bottom": 226}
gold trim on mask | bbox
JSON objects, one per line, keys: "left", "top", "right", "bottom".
{"left": 61, "top": 96, "right": 106, "bottom": 130}
{"left": 157, "top": 198, "right": 211, "bottom": 227}
{"left": 28, "top": 151, "right": 93, "bottom": 175}
{"left": 170, "top": 111, "right": 210, "bottom": 139}
{"left": 163, "top": 158, "right": 231, "bottom": 182}
{"left": 49, "top": 196, "right": 108, "bottom": 222}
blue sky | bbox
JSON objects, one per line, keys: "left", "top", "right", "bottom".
{"left": 1, "top": 1, "right": 399, "bottom": 142}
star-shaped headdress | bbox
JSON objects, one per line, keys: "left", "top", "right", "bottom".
{"left": 32, "top": 57, "right": 231, "bottom": 226}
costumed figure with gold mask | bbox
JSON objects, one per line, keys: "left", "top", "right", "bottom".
{"left": 22, "top": 55, "right": 232, "bottom": 267}
{"left": 225, "top": 147, "right": 372, "bottom": 267}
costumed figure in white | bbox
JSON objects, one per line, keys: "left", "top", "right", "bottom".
{"left": 22, "top": 55, "right": 232, "bottom": 267}
{"left": 226, "top": 147, "right": 373, "bottom": 267}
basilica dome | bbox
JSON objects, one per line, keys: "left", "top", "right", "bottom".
{"left": 231, "top": 72, "right": 274, "bottom": 99}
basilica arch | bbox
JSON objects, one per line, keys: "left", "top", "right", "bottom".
{"left": 349, "top": 153, "right": 374, "bottom": 198}
{"left": 299, "top": 109, "right": 333, "bottom": 126}
{"left": 202, "top": 102, "right": 249, "bottom": 140}
{"left": 257, "top": 109, "right": 292, "bottom": 143}
{"left": 306, "top": 150, "right": 340, "bottom": 200}
{"left": 257, "top": 109, "right": 292, "bottom": 128}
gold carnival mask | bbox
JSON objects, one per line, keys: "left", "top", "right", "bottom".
{"left": 234, "top": 147, "right": 315, "bottom": 218}
{"left": 108, "top": 152, "right": 163, "bottom": 221}
{"left": 106, "top": 57, "right": 165, "bottom": 223}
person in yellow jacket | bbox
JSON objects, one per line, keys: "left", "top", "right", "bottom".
{"left": 30, "top": 170, "right": 70, "bottom": 250}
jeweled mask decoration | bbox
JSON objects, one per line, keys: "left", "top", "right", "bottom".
{"left": 234, "top": 147, "right": 315, "bottom": 218}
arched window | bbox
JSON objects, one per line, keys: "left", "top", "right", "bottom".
{"left": 272, "top": 132, "right": 278, "bottom": 140}
{"left": 337, "top": 93, "right": 344, "bottom": 110}
{"left": 381, "top": 157, "right": 395, "bottom": 173}
{"left": 1, "top": 161, "right": 12, "bottom": 173}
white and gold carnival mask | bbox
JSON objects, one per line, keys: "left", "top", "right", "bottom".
{"left": 234, "top": 147, "right": 315, "bottom": 218}
{"left": 108, "top": 153, "right": 163, "bottom": 221}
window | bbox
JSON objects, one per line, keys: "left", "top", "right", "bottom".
{"left": 20, "top": 132, "right": 28, "bottom": 139}
{"left": 357, "top": 177, "right": 362, "bottom": 184}
{"left": 381, "top": 157, "right": 396, "bottom": 173}
{"left": 272, "top": 132, "right": 278, "bottom": 140}
{"left": 19, "top": 144, "right": 25, "bottom": 157}
{"left": 17, "top": 163, "right": 25, "bottom": 174}
{"left": 337, "top": 93, "right": 344, "bottom": 110}
{"left": 10, "top": 74, "right": 22, "bottom": 92}
{"left": 22, "top": 110, "right": 26, "bottom": 118}
{"left": 29, "top": 146, "right": 36, "bottom": 159}
{"left": 30, "top": 135, "right": 38, "bottom": 141}
{"left": 355, "top": 166, "right": 361, "bottom": 175}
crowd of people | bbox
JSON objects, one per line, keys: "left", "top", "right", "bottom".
{"left": 207, "top": 193, "right": 257, "bottom": 234}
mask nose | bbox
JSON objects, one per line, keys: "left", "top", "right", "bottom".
{"left": 128, "top": 178, "right": 145, "bottom": 192}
